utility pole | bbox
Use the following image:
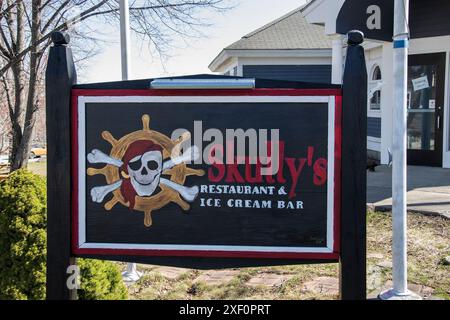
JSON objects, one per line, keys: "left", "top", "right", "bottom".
{"left": 119, "top": 0, "right": 142, "bottom": 283}
{"left": 379, "top": 0, "right": 421, "bottom": 300}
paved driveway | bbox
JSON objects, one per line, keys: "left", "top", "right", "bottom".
{"left": 367, "top": 165, "right": 450, "bottom": 218}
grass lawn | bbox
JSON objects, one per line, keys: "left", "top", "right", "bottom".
{"left": 127, "top": 211, "right": 449, "bottom": 300}
{"left": 27, "top": 160, "right": 46, "bottom": 176}
{"left": 15, "top": 160, "right": 450, "bottom": 299}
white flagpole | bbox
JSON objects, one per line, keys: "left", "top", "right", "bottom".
{"left": 119, "top": 0, "right": 141, "bottom": 283}
{"left": 119, "top": 0, "right": 130, "bottom": 80}
{"left": 379, "top": 0, "right": 420, "bottom": 300}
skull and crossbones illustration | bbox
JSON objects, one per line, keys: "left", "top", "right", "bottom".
{"left": 88, "top": 140, "right": 201, "bottom": 210}
{"left": 87, "top": 115, "right": 205, "bottom": 227}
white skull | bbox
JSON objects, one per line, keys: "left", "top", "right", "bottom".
{"left": 128, "top": 150, "right": 162, "bottom": 196}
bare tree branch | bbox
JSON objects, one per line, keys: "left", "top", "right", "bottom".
{"left": 40, "top": 0, "right": 71, "bottom": 34}
{"left": 0, "top": 0, "right": 111, "bottom": 76}
{"left": 1, "top": 0, "right": 234, "bottom": 170}
{"left": 0, "top": 0, "right": 21, "bottom": 20}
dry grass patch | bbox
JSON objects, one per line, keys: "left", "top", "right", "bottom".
{"left": 27, "top": 160, "right": 46, "bottom": 176}
{"left": 124, "top": 211, "right": 449, "bottom": 300}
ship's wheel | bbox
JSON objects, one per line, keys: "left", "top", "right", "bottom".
{"left": 87, "top": 114, "right": 205, "bottom": 227}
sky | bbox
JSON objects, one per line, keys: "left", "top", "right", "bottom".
{"left": 83, "top": 0, "right": 308, "bottom": 83}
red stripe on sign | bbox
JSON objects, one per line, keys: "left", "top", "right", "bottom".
{"left": 334, "top": 95, "right": 343, "bottom": 254}
{"left": 72, "top": 247, "right": 339, "bottom": 260}
{"left": 70, "top": 89, "right": 343, "bottom": 260}
{"left": 71, "top": 92, "right": 79, "bottom": 253}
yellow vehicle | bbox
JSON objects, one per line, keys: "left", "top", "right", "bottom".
{"left": 30, "top": 146, "right": 47, "bottom": 159}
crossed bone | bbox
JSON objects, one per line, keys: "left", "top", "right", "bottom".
{"left": 88, "top": 146, "right": 200, "bottom": 204}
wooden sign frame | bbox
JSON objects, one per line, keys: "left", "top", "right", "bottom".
{"left": 71, "top": 89, "right": 342, "bottom": 261}
{"left": 46, "top": 31, "right": 367, "bottom": 300}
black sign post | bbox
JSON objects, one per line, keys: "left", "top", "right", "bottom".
{"left": 45, "top": 32, "right": 77, "bottom": 300}
{"left": 45, "top": 31, "right": 368, "bottom": 300}
{"left": 340, "top": 31, "right": 368, "bottom": 300}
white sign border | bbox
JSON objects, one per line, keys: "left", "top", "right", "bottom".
{"left": 76, "top": 95, "right": 336, "bottom": 255}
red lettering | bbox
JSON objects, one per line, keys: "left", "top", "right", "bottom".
{"left": 207, "top": 142, "right": 327, "bottom": 190}
{"left": 276, "top": 141, "right": 286, "bottom": 184}
{"left": 208, "top": 163, "right": 225, "bottom": 182}
{"left": 285, "top": 158, "right": 307, "bottom": 199}
{"left": 307, "top": 146, "right": 314, "bottom": 166}
{"left": 245, "top": 157, "right": 263, "bottom": 183}
{"left": 313, "top": 158, "right": 327, "bottom": 186}
{"left": 225, "top": 157, "right": 245, "bottom": 183}
{"left": 265, "top": 173, "right": 276, "bottom": 184}
{"left": 262, "top": 141, "right": 280, "bottom": 184}
{"left": 207, "top": 144, "right": 224, "bottom": 165}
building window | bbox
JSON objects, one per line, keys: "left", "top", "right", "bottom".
{"left": 370, "top": 90, "right": 381, "bottom": 111}
{"left": 369, "top": 65, "right": 382, "bottom": 111}
{"left": 233, "top": 66, "right": 238, "bottom": 76}
{"left": 372, "top": 65, "right": 382, "bottom": 81}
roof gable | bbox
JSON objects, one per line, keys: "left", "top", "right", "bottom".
{"left": 225, "top": 7, "right": 331, "bottom": 50}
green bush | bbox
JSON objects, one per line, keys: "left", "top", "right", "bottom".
{"left": 0, "top": 170, "right": 128, "bottom": 300}
{"left": 0, "top": 170, "right": 47, "bottom": 300}
{"left": 77, "top": 259, "right": 128, "bottom": 300}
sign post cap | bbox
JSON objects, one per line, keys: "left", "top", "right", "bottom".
{"left": 346, "top": 31, "right": 364, "bottom": 45}
{"left": 51, "top": 31, "right": 70, "bottom": 45}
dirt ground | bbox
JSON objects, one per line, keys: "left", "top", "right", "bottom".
{"left": 125, "top": 211, "right": 449, "bottom": 300}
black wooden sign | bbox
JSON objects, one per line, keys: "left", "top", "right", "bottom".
{"left": 46, "top": 31, "right": 367, "bottom": 300}
{"left": 71, "top": 90, "right": 342, "bottom": 261}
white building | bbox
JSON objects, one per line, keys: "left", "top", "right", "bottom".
{"left": 304, "top": 0, "right": 450, "bottom": 168}
{"left": 209, "top": 8, "right": 333, "bottom": 83}
{"left": 211, "top": 0, "right": 450, "bottom": 168}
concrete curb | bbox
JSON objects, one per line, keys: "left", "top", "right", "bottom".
{"left": 367, "top": 204, "right": 450, "bottom": 220}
